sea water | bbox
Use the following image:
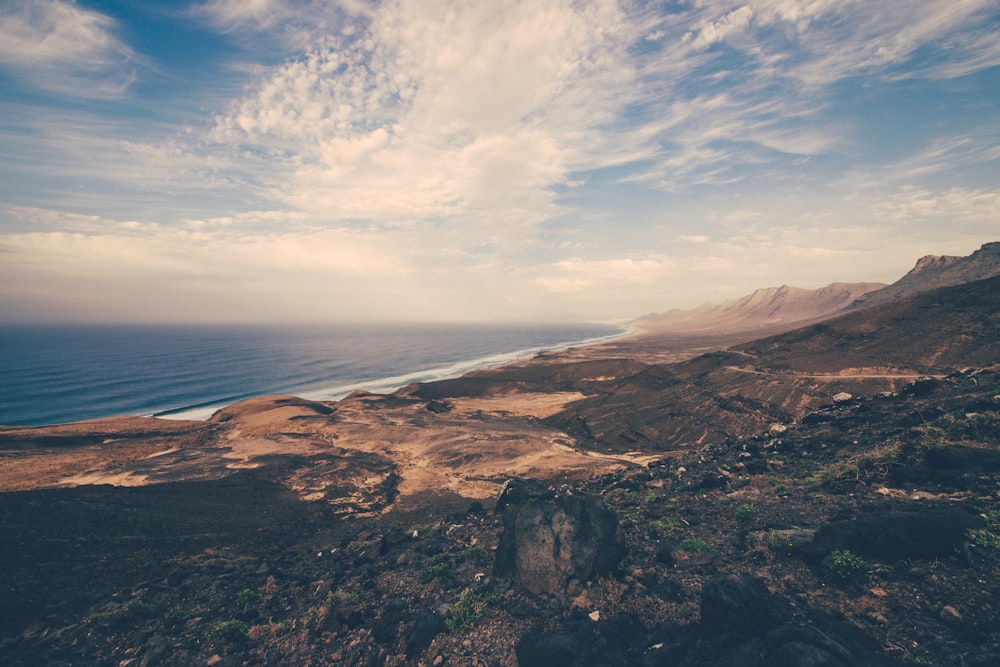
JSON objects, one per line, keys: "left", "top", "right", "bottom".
{"left": 0, "top": 322, "right": 625, "bottom": 426}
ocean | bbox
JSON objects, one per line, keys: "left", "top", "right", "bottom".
{"left": 0, "top": 322, "right": 626, "bottom": 427}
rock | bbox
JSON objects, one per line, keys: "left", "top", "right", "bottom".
{"left": 372, "top": 598, "right": 407, "bottom": 644}
{"left": 801, "top": 507, "right": 979, "bottom": 564}
{"left": 699, "top": 575, "right": 792, "bottom": 637}
{"left": 494, "top": 479, "right": 626, "bottom": 596}
{"left": 645, "top": 574, "right": 893, "bottom": 667}
{"left": 517, "top": 612, "right": 645, "bottom": 667}
{"left": 940, "top": 605, "right": 963, "bottom": 626}
{"left": 404, "top": 611, "right": 445, "bottom": 657}
{"left": 139, "top": 634, "right": 171, "bottom": 667}
{"left": 926, "top": 445, "right": 1000, "bottom": 472}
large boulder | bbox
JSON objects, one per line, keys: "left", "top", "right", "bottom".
{"left": 800, "top": 507, "right": 979, "bottom": 564}
{"left": 645, "top": 574, "right": 893, "bottom": 667}
{"left": 494, "top": 479, "right": 626, "bottom": 596}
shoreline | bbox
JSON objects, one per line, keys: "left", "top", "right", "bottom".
{"left": 0, "top": 322, "right": 631, "bottom": 428}
{"left": 152, "top": 324, "right": 638, "bottom": 422}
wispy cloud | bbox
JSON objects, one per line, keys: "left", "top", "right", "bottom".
{"left": 0, "top": 0, "right": 137, "bottom": 97}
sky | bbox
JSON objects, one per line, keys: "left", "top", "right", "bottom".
{"left": 0, "top": 0, "right": 998, "bottom": 324}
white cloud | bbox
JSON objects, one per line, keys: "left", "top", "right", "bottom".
{"left": 0, "top": 0, "right": 136, "bottom": 97}
{"left": 875, "top": 186, "right": 1000, "bottom": 228}
{"left": 684, "top": 5, "right": 753, "bottom": 50}
{"left": 209, "top": 0, "right": 636, "bottom": 250}
{"left": 533, "top": 255, "right": 675, "bottom": 294}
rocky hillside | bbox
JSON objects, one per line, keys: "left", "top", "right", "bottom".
{"left": 538, "top": 273, "right": 1000, "bottom": 452}
{"left": 849, "top": 241, "right": 1000, "bottom": 309}
{"left": 634, "top": 282, "right": 884, "bottom": 335}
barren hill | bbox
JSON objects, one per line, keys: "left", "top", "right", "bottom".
{"left": 545, "top": 273, "right": 1000, "bottom": 451}
{"left": 634, "top": 282, "right": 884, "bottom": 335}
{"left": 849, "top": 241, "right": 1000, "bottom": 309}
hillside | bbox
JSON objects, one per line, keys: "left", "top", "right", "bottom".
{"left": 546, "top": 273, "right": 1000, "bottom": 451}
{"left": 849, "top": 241, "right": 1000, "bottom": 309}
{"left": 634, "top": 282, "right": 884, "bottom": 335}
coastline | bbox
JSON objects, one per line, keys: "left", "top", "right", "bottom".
{"left": 0, "top": 322, "right": 629, "bottom": 428}
{"left": 153, "top": 324, "right": 638, "bottom": 422}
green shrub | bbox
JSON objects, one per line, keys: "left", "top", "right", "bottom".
{"left": 733, "top": 504, "right": 757, "bottom": 522}
{"left": 821, "top": 549, "right": 870, "bottom": 583}
{"left": 162, "top": 606, "right": 196, "bottom": 628}
{"left": 445, "top": 588, "right": 497, "bottom": 634}
{"left": 677, "top": 537, "right": 718, "bottom": 554}
{"left": 768, "top": 475, "right": 787, "bottom": 494}
{"left": 967, "top": 528, "right": 1000, "bottom": 550}
{"left": 207, "top": 619, "right": 250, "bottom": 642}
{"left": 418, "top": 562, "right": 451, "bottom": 584}
{"left": 236, "top": 588, "right": 260, "bottom": 610}
{"left": 650, "top": 516, "right": 679, "bottom": 534}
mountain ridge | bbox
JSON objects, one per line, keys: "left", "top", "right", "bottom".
{"left": 848, "top": 241, "right": 1000, "bottom": 309}
{"left": 633, "top": 281, "right": 885, "bottom": 334}
{"left": 634, "top": 241, "right": 1000, "bottom": 336}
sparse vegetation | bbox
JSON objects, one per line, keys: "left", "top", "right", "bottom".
{"left": 767, "top": 474, "right": 787, "bottom": 494}
{"left": 677, "top": 537, "right": 718, "bottom": 554}
{"left": 733, "top": 503, "right": 757, "bottom": 522}
{"left": 207, "top": 619, "right": 250, "bottom": 643}
{"left": 821, "top": 549, "right": 871, "bottom": 583}
{"left": 236, "top": 587, "right": 260, "bottom": 611}
{"left": 445, "top": 587, "right": 496, "bottom": 634}
{"left": 162, "top": 606, "right": 196, "bottom": 628}
{"left": 967, "top": 510, "right": 1000, "bottom": 550}
{"left": 650, "top": 516, "right": 680, "bottom": 534}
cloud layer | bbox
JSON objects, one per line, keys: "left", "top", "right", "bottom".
{"left": 0, "top": 0, "right": 998, "bottom": 322}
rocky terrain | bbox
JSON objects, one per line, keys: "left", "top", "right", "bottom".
{"left": 1, "top": 248, "right": 999, "bottom": 666}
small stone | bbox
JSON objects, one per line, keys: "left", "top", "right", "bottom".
{"left": 433, "top": 657, "right": 443, "bottom": 666}
{"left": 940, "top": 605, "right": 963, "bottom": 625}
{"left": 206, "top": 656, "right": 222, "bottom": 666}
{"left": 588, "top": 610, "right": 600, "bottom": 622}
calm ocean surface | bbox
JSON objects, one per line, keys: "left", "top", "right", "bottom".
{"left": 0, "top": 323, "right": 625, "bottom": 426}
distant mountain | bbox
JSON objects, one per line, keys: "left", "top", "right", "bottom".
{"left": 548, "top": 272, "right": 1000, "bottom": 451}
{"left": 738, "top": 272, "right": 1000, "bottom": 374}
{"left": 849, "top": 241, "right": 1000, "bottom": 310}
{"left": 634, "top": 282, "right": 885, "bottom": 335}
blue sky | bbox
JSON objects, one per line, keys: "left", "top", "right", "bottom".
{"left": 1, "top": 0, "right": 998, "bottom": 324}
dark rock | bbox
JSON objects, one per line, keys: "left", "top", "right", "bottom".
{"left": 517, "top": 612, "right": 646, "bottom": 667}
{"left": 699, "top": 574, "right": 792, "bottom": 637}
{"left": 404, "top": 611, "right": 444, "bottom": 657}
{"left": 926, "top": 445, "right": 1000, "bottom": 472}
{"left": 801, "top": 507, "right": 979, "bottom": 564}
{"left": 425, "top": 400, "right": 452, "bottom": 413}
{"left": 495, "top": 479, "right": 625, "bottom": 596}
{"left": 655, "top": 540, "right": 676, "bottom": 565}
{"left": 371, "top": 598, "right": 407, "bottom": 644}
{"left": 645, "top": 575, "right": 893, "bottom": 667}
{"left": 759, "top": 621, "right": 890, "bottom": 667}
{"left": 140, "top": 634, "right": 171, "bottom": 667}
